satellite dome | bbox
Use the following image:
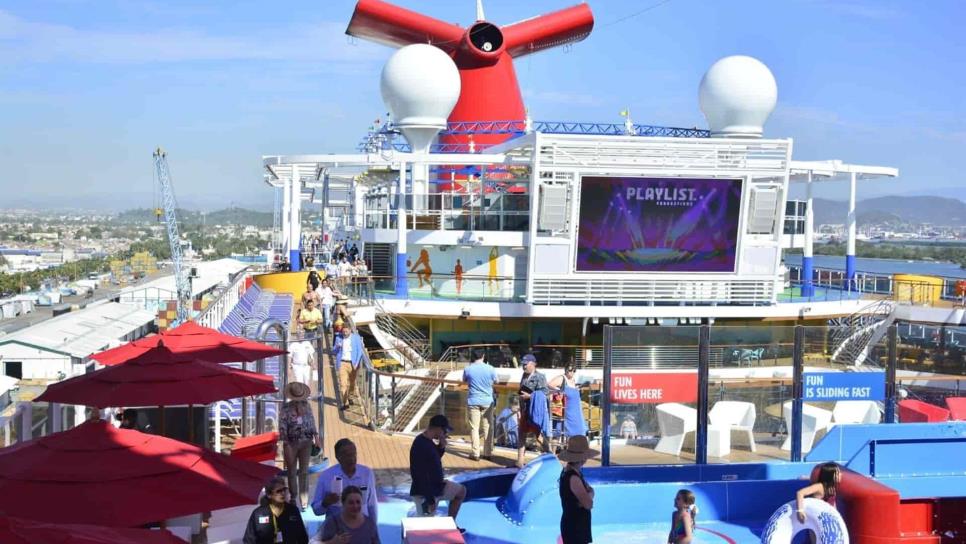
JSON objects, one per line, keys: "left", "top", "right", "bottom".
{"left": 699, "top": 55, "right": 777, "bottom": 138}
{"left": 380, "top": 44, "right": 461, "bottom": 152}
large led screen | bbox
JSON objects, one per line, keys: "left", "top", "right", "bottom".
{"left": 576, "top": 176, "right": 743, "bottom": 272}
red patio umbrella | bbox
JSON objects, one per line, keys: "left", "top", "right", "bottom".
{"left": 506, "top": 186, "right": 528, "bottom": 194}
{"left": 92, "top": 321, "right": 286, "bottom": 366}
{"left": 0, "top": 516, "right": 185, "bottom": 544}
{"left": 0, "top": 419, "right": 279, "bottom": 527}
{"left": 36, "top": 345, "right": 277, "bottom": 408}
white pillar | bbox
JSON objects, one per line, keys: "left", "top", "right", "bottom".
{"left": 846, "top": 171, "right": 857, "bottom": 287}
{"left": 396, "top": 162, "right": 409, "bottom": 296}
{"left": 801, "top": 171, "right": 815, "bottom": 297}
{"left": 213, "top": 403, "right": 222, "bottom": 453}
{"left": 50, "top": 402, "right": 62, "bottom": 433}
{"left": 74, "top": 404, "right": 86, "bottom": 427}
{"left": 290, "top": 165, "right": 303, "bottom": 271}
{"left": 282, "top": 177, "right": 292, "bottom": 259}
{"left": 19, "top": 402, "right": 32, "bottom": 442}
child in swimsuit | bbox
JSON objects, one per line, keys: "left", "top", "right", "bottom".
{"left": 795, "top": 462, "right": 841, "bottom": 523}
{"left": 668, "top": 489, "right": 698, "bottom": 544}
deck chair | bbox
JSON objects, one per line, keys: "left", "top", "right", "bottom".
{"left": 709, "top": 401, "right": 757, "bottom": 452}
{"left": 944, "top": 397, "right": 966, "bottom": 421}
{"left": 898, "top": 399, "right": 949, "bottom": 422}
{"left": 781, "top": 401, "right": 833, "bottom": 454}
{"left": 655, "top": 403, "right": 697, "bottom": 456}
{"left": 831, "top": 401, "right": 881, "bottom": 428}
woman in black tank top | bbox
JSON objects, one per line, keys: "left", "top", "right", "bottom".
{"left": 557, "top": 436, "right": 598, "bottom": 544}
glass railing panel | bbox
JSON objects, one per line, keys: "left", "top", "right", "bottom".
{"left": 896, "top": 322, "right": 966, "bottom": 421}
{"left": 707, "top": 325, "right": 796, "bottom": 463}
{"left": 604, "top": 326, "right": 700, "bottom": 466}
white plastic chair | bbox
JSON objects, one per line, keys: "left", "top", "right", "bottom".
{"left": 709, "top": 401, "right": 757, "bottom": 452}
{"left": 781, "top": 401, "right": 833, "bottom": 453}
{"left": 655, "top": 403, "right": 697, "bottom": 456}
{"left": 831, "top": 400, "right": 881, "bottom": 428}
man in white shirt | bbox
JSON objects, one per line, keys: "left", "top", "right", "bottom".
{"left": 311, "top": 438, "right": 378, "bottom": 523}
{"left": 338, "top": 258, "right": 353, "bottom": 293}
{"left": 353, "top": 258, "right": 369, "bottom": 298}
{"left": 288, "top": 340, "right": 313, "bottom": 386}
{"left": 315, "top": 279, "right": 336, "bottom": 329}
{"left": 324, "top": 259, "right": 339, "bottom": 285}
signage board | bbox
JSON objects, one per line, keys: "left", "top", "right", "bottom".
{"left": 610, "top": 372, "right": 698, "bottom": 404}
{"left": 576, "top": 176, "right": 743, "bottom": 272}
{"left": 803, "top": 372, "right": 885, "bottom": 401}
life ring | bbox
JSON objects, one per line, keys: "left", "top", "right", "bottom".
{"left": 760, "top": 498, "right": 848, "bottom": 544}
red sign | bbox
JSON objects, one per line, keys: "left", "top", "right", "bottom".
{"left": 610, "top": 372, "right": 698, "bottom": 404}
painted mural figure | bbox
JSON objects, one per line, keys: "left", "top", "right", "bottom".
{"left": 411, "top": 249, "right": 433, "bottom": 289}
{"left": 454, "top": 259, "right": 464, "bottom": 295}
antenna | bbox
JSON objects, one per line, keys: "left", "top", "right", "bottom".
{"left": 476, "top": 0, "right": 485, "bottom": 21}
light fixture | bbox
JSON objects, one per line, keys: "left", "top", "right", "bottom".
{"left": 592, "top": 317, "right": 599, "bottom": 325}
{"left": 460, "top": 308, "right": 470, "bottom": 319}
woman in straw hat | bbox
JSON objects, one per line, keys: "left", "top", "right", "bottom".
{"left": 279, "top": 382, "right": 320, "bottom": 511}
{"left": 558, "top": 435, "right": 598, "bottom": 544}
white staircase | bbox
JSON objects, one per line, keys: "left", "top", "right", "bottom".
{"left": 829, "top": 300, "right": 896, "bottom": 366}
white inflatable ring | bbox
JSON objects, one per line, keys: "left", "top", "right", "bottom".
{"left": 760, "top": 498, "right": 848, "bottom": 544}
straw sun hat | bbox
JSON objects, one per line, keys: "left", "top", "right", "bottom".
{"left": 557, "top": 435, "right": 600, "bottom": 462}
{"left": 286, "top": 381, "right": 311, "bottom": 401}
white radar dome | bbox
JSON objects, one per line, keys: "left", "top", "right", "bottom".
{"left": 380, "top": 44, "right": 461, "bottom": 152}
{"left": 699, "top": 55, "right": 777, "bottom": 138}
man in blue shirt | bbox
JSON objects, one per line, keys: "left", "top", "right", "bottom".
{"left": 410, "top": 415, "right": 467, "bottom": 528}
{"left": 462, "top": 348, "right": 497, "bottom": 461}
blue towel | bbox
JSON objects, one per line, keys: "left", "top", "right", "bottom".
{"left": 496, "top": 408, "right": 519, "bottom": 448}
{"left": 563, "top": 384, "right": 587, "bottom": 437}
{"left": 530, "top": 389, "right": 552, "bottom": 437}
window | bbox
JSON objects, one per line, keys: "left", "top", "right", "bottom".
{"left": 4, "top": 361, "right": 22, "bottom": 380}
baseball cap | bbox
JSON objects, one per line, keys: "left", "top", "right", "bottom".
{"left": 428, "top": 414, "right": 453, "bottom": 433}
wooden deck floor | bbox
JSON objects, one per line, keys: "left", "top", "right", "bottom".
{"left": 307, "top": 344, "right": 803, "bottom": 490}
{"left": 312, "top": 350, "right": 523, "bottom": 488}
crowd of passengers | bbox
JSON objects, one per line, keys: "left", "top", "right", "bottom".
{"left": 242, "top": 256, "right": 845, "bottom": 543}
{"left": 242, "top": 354, "right": 845, "bottom": 544}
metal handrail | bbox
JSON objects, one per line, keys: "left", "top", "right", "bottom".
{"left": 829, "top": 299, "right": 895, "bottom": 366}
{"left": 194, "top": 266, "right": 252, "bottom": 328}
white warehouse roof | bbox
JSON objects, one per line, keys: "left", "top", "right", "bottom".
{"left": 0, "top": 301, "right": 156, "bottom": 359}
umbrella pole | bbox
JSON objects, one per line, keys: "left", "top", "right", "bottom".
{"left": 188, "top": 404, "right": 194, "bottom": 444}
{"left": 159, "top": 405, "right": 165, "bottom": 436}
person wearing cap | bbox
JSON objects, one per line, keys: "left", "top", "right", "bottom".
{"left": 462, "top": 347, "right": 497, "bottom": 461}
{"left": 279, "top": 382, "right": 320, "bottom": 511}
{"left": 409, "top": 415, "right": 467, "bottom": 526}
{"left": 558, "top": 435, "right": 599, "bottom": 544}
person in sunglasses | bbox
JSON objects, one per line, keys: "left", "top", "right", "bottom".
{"left": 243, "top": 476, "right": 309, "bottom": 544}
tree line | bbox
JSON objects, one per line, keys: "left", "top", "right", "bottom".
{"left": 808, "top": 242, "right": 966, "bottom": 269}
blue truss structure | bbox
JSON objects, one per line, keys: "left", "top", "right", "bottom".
{"left": 357, "top": 120, "right": 710, "bottom": 153}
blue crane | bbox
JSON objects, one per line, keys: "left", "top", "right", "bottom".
{"left": 153, "top": 147, "right": 191, "bottom": 324}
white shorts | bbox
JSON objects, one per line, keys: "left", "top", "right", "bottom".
{"left": 412, "top": 480, "right": 464, "bottom": 506}
{"left": 290, "top": 364, "right": 311, "bottom": 386}
{"left": 439, "top": 480, "right": 464, "bottom": 501}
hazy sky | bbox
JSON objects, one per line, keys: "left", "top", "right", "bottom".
{"left": 1, "top": 0, "right": 964, "bottom": 210}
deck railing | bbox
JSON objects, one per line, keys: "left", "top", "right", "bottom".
{"left": 195, "top": 266, "right": 253, "bottom": 330}
{"left": 363, "top": 192, "right": 529, "bottom": 232}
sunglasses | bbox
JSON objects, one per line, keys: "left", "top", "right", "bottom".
{"left": 271, "top": 487, "right": 289, "bottom": 494}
